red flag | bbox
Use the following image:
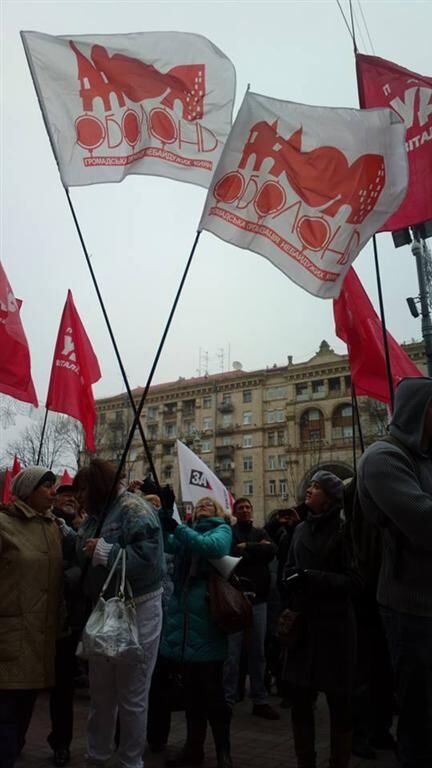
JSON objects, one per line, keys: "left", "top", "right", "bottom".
{"left": 333, "top": 268, "right": 423, "bottom": 404}
{"left": 356, "top": 54, "right": 432, "bottom": 230}
{"left": 46, "top": 290, "right": 101, "bottom": 451}
{"left": 60, "top": 469, "right": 74, "bottom": 485}
{"left": 1, "top": 469, "right": 12, "bottom": 503}
{"left": 11, "top": 456, "right": 22, "bottom": 477}
{"left": 0, "top": 262, "right": 38, "bottom": 406}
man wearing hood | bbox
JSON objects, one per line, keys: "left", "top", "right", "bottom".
{"left": 357, "top": 376, "right": 432, "bottom": 768}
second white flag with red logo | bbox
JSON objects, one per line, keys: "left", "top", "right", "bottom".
{"left": 199, "top": 92, "right": 408, "bottom": 298}
{"left": 22, "top": 30, "right": 235, "bottom": 188}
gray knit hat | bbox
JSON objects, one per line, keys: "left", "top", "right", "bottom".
{"left": 310, "top": 470, "right": 344, "bottom": 506}
{"left": 11, "top": 466, "right": 56, "bottom": 501}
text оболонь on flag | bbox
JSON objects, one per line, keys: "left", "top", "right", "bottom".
{"left": 0, "top": 261, "right": 38, "bottom": 406}
{"left": 21, "top": 30, "right": 236, "bottom": 188}
{"left": 357, "top": 54, "right": 432, "bottom": 231}
{"left": 199, "top": 92, "right": 408, "bottom": 299}
{"left": 46, "top": 291, "right": 101, "bottom": 451}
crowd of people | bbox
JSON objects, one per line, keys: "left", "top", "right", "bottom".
{"left": 0, "top": 376, "right": 431, "bottom": 768}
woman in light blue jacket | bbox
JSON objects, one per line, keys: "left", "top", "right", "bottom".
{"left": 73, "top": 460, "right": 164, "bottom": 768}
{"left": 159, "top": 496, "right": 233, "bottom": 768}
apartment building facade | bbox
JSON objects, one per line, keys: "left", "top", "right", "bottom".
{"left": 92, "top": 340, "right": 425, "bottom": 525}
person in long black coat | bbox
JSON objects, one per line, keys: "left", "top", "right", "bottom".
{"left": 280, "top": 471, "right": 360, "bottom": 768}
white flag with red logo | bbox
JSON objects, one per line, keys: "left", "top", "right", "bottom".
{"left": 199, "top": 92, "right": 408, "bottom": 298}
{"left": 177, "top": 440, "right": 233, "bottom": 513}
{"left": 22, "top": 30, "right": 235, "bottom": 188}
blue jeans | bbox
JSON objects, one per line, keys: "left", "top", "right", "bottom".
{"left": 224, "top": 602, "right": 268, "bottom": 707}
{"left": 380, "top": 606, "right": 432, "bottom": 768}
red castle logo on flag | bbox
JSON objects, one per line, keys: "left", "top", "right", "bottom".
{"left": 70, "top": 41, "right": 218, "bottom": 169}
{"left": 212, "top": 120, "right": 386, "bottom": 264}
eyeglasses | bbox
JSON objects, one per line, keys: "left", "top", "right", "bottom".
{"left": 195, "top": 501, "right": 215, "bottom": 510}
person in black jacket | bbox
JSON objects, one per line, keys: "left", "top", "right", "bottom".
{"left": 281, "top": 471, "right": 360, "bottom": 768}
{"left": 224, "top": 498, "right": 279, "bottom": 720}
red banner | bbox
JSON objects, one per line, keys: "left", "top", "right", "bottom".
{"left": 333, "top": 268, "right": 423, "bottom": 404}
{"left": 46, "top": 291, "right": 101, "bottom": 451}
{"left": 0, "top": 262, "right": 38, "bottom": 406}
{"left": 357, "top": 53, "right": 432, "bottom": 230}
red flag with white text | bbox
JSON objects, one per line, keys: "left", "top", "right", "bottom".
{"left": 46, "top": 291, "right": 101, "bottom": 451}
{"left": 22, "top": 30, "right": 235, "bottom": 188}
{"left": 356, "top": 54, "right": 432, "bottom": 230}
{"left": 0, "top": 261, "right": 38, "bottom": 406}
{"left": 333, "top": 268, "right": 423, "bottom": 404}
{"left": 200, "top": 92, "right": 408, "bottom": 298}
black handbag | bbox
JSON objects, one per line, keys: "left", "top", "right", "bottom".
{"left": 276, "top": 608, "right": 305, "bottom": 650}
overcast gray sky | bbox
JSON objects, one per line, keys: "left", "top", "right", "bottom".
{"left": 1, "top": 0, "right": 431, "bottom": 433}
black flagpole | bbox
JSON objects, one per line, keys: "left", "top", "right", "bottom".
{"left": 111, "top": 230, "right": 202, "bottom": 489}
{"left": 349, "top": 5, "right": 395, "bottom": 410}
{"left": 36, "top": 409, "right": 49, "bottom": 465}
{"left": 63, "top": 189, "right": 161, "bottom": 485}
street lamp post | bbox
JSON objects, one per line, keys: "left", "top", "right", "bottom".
{"left": 411, "top": 237, "right": 432, "bottom": 377}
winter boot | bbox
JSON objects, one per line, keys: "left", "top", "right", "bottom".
{"left": 209, "top": 711, "right": 233, "bottom": 768}
{"left": 166, "top": 718, "right": 207, "bottom": 767}
{"left": 329, "top": 730, "right": 352, "bottom": 768}
{"left": 291, "top": 720, "right": 316, "bottom": 768}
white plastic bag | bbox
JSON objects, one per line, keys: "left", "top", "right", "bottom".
{"left": 78, "top": 548, "right": 143, "bottom": 663}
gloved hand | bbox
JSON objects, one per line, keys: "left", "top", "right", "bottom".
{"left": 160, "top": 484, "right": 175, "bottom": 513}
{"left": 158, "top": 506, "right": 178, "bottom": 533}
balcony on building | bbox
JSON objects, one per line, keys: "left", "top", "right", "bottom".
{"left": 215, "top": 443, "right": 234, "bottom": 456}
{"left": 218, "top": 397, "right": 234, "bottom": 413}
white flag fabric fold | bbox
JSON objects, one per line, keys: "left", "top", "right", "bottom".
{"left": 22, "top": 30, "right": 236, "bottom": 188}
{"left": 176, "top": 440, "right": 232, "bottom": 513}
{"left": 199, "top": 92, "right": 408, "bottom": 298}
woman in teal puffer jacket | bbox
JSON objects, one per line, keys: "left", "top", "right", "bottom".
{"left": 159, "top": 496, "right": 233, "bottom": 768}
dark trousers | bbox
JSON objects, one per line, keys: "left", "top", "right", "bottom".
{"left": 291, "top": 685, "right": 352, "bottom": 734}
{"left": 0, "top": 689, "right": 38, "bottom": 768}
{"left": 183, "top": 661, "right": 232, "bottom": 755}
{"left": 48, "top": 632, "right": 80, "bottom": 751}
{"left": 381, "top": 606, "right": 432, "bottom": 768}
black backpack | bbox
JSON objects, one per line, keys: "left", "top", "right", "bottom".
{"left": 344, "top": 435, "right": 419, "bottom": 589}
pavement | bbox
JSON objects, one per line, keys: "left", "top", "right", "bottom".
{"left": 16, "top": 688, "right": 399, "bottom": 768}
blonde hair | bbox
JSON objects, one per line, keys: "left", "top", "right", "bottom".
{"left": 193, "top": 496, "right": 227, "bottom": 521}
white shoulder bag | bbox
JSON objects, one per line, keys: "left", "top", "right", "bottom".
{"left": 78, "top": 548, "right": 144, "bottom": 663}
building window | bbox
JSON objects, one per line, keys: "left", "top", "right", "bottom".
{"left": 278, "top": 454, "right": 287, "bottom": 469}
{"left": 268, "top": 432, "right": 276, "bottom": 447}
{"left": 222, "top": 414, "right": 233, "bottom": 428}
{"left": 203, "top": 396, "right": 212, "bottom": 409}
{"left": 276, "top": 429, "right": 285, "bottom": 446}
{"left": 147, "top": 405, "right": 158, "bottom": 421}
{"left": 243, "top": 456, "right": 253, "bottom": 471}
{"left": 221, "top": 458, "right": 232, "bottom": 470}
{"left": 296, "top": 383, "right": 309, "bottom": 401}
{"left": 269, "top": 479, "right": 276, "bottom": 495}
{"left": 222, "top": 393, "right": 232, "bottom": 404}
{"left": 329, "top": 377, "right": 341, "bottom": 394}
{"left": 201, "top": 440, "right": 212, "bottom": 453}
{"left": 243, "top": 390, "right": 252, "bottom": 403}
{"left": 183, "top": 399, "right": 195, "bottom": 417}
{"left": 300, "top": 408, "right": 324, "bottom": 442}
{"left": 279, "top": 479, "right": 287, "bottom": 497}
{"left": 243, "top": 434, "right": 252, "bottom": 448}
{"left": 344, "top": 375, "right": 351, "bottom": 392}
{"left": 265, "top": 386, "right": 287, "bottom": 400}
{"left": 243, "top": 480, "right": 253, "bottom": 496}
{"left": 163, "top": 443, "right": 174, "bottom": 456}
{"left": 164, "top": 402, "right": 177, "bottom": 416}
{"left": 312, "top": 379, "right": 325, "bottom": 398}
{"left": 164, "top": 422, "right": 177, "bottom": 438}
{"left": 99, "top": 412, "right": 106, "bottom": 425}
{"left": 164, "top": 465, "right": 173, "bottom": 480}
{"left": 184, "top": 421, "right": 195, "bottom": 437}
{"left": 268, "top": 454, "right": 277, "bottom": 470}
{"left": 222, "top": 435, "right": 232, "bottom": 446}
{"left": 148, "top": 425, "right": 158, "bottom": 440}
{"left": 243, "top": 411, "right": 252, "bottom": 425}
{"left": 203, "top": 416, "right": 212, "bottom": 431}
{"left": 332, "top": 403, "right": 353, "bottom": 440}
